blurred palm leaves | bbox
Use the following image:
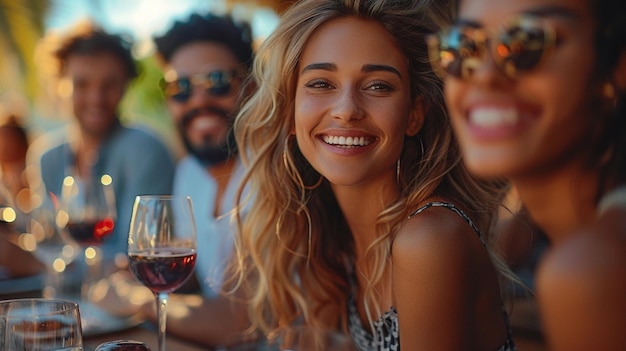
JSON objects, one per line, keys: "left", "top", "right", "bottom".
{"left": 0, "top": 0, "right": 48, "bottom": 101}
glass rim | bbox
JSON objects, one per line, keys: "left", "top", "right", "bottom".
{"left": 134, "top": 195, "right": 192, "bottom": 200}
{"left": 0, "top": 298, "right": 80, "bottom": 314}
{"left": 0, "top": 298, "right": 79, "bottom": 306}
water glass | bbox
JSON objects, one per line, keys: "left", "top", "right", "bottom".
{"left": 0, "top": 298, "right": 83, "bottom": 351}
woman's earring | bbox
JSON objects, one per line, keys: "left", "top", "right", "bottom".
{"left": 396, "top": 158, "right": 401, "bottom": 185}
{"left": 305, "top": 173, "right": 324, "bottom": 190}
{"left": 283, "top": 137, "right": 292, "bottom": 171}
{"left": 602, "top": 82, "right": 618, "bottom": 109}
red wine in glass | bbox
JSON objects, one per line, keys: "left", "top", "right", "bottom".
{"left": 59, "top": 175, "right": 117, "bottom": 302}
{"left": 66, "top": 217, "right": 115, "bottom": 246}
{"left": 128, "top": 248, "right": 196, "bottom": 293}
{"left": 128, "top": 195, "right": 197, "bottom": 351}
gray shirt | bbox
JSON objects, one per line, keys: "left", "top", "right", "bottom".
{"left": 35, "top": 122, "right": 175, "bottom": 258}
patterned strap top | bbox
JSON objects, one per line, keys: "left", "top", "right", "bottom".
{"left": 347, "top": 202, "right": 517, "bottom": 351}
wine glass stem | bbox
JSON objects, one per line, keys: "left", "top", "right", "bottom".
{"left": 82, "top": 246, "right": 102, "bottom": 301}
{"left": 157, "top": 292, "right": 169, "bottom": 351}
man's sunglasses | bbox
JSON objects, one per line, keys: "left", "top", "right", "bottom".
{"left": 427, "top": 14, "right": 556, "bottom": 80}
{"left": 160, "top": 69, "right": 242, "bottom": 103}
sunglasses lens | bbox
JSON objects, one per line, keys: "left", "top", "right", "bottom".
{"left": 430, "top": 15, "right": 554, "bottom": 80}
{"left": 164, "top": 78, "right": 193, "bottom": 102}
{"left": 431, "top": 26, "right": 485, "bottom": 79}
{"left": 207, "top": 84, "right": 232, "bottom": 96}
{"left": 171, "top": 92, "right": 192, "bottom": 103}
{"left": 496, "top": 17, "right": 550, "bottom": 75}
{"left": 204, "top": 71, "right": 234, "bottom": 97}
{"left": 163, "top": 70, "right": 239, "bottom": 102}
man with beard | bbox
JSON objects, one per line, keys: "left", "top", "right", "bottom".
{"left": 154, "top": 13, "right": 254, "bottom": 299}
{"left": 103, "top": 13, "right": 257, "bottom": 346}
{"left": 30, "top": 23, "right": 175, "bottom": 260}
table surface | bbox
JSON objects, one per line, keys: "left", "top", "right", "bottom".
{"left": 83, "top": 323, "right": 207, "bottom": 351}
{"left": 82, "top": 323, "right": 546, "bottom": 351}
{"left": 83, "top": 298, "right": 547, "bottom": 351}
{"left": 0, "top": 276, "right": 208, "bottom": 351}
{"left": 2, "top": 275, "right": 546, "bottom": 351}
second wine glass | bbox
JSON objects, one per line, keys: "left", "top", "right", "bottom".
{"left": 57, "top": 174, "right": 117, "bottom": 301}
{"left": 127, "top": 195, "right": 197, "bottom": 351}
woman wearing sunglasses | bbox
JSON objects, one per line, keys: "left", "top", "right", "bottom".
{"left": 430, "top": 0, "right": 626, "bottom": 349}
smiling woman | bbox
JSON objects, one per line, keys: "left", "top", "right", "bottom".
{"left": 230, "top": 0, "right": 518, "bottom": 350}
{"left": 294, "top": 17, "right": 420, "bottom": 187}
{"left": 432, "top": 0, "right": 626, "bottom": 349}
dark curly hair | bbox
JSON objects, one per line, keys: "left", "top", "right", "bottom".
{"left": 154, "top": 13, "right": 254, "bottom": 68}
{"left": 54, "top": 25, "right": 137, "bottom": 79}
{"left": 592, "top": 0, "right": 626, "bottom": 191}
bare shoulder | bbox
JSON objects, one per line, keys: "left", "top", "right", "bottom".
{"left": 392, "top": 203, "right": 484, "bottom": 276}
{"left": 536, "top": 209, "right": 626, "bottom": 349}
{"left": 538, "top": 208, "right": 626, "bottom": 292}
{"left": 391, "top": 203, "right": 510, "bottom": 349}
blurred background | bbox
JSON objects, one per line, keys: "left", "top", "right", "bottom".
{"left": 0, "top": 0, "right": 286, "bottom": 149}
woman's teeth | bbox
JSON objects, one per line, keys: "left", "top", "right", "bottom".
{"left": 469, "top": 107, "right": 519, "bottom": 127}
{"left": 322, "top": 135, "right": 371, "bottom": 147}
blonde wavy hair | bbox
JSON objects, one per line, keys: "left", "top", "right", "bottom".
{"left": 231, "top": 0, "right": 511, "bottom": 336}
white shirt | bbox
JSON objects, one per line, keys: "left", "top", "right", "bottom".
{"left": 173, "top": 155, "right": 246, "bottom": 298}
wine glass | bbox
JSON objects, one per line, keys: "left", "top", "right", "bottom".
{"left": 57, "top": 174, "right": 116, "bottom": 300}
{"left": 0, "top": 298, "right": 83, "bottom": 351}
{"left": 127, "top": 195, "right": 197, "bottom": 351}
{"left": 26, "top": 201, "right": 81, "bottom": 298}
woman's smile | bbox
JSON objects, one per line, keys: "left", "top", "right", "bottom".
{"left": 321, "top": 134, "right": 374, "bottom": 147}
